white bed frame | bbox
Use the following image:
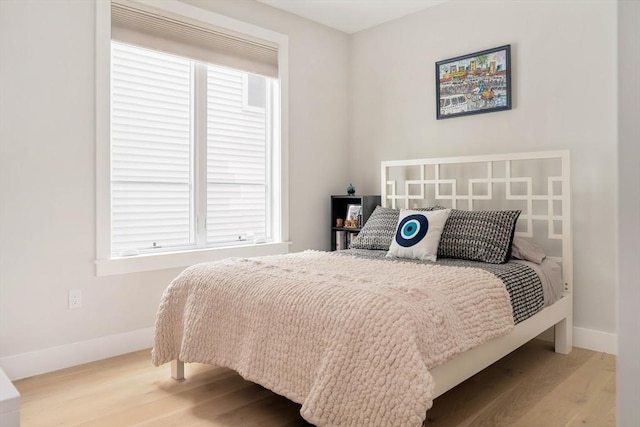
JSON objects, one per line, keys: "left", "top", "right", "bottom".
{"left": 171, "top": 150, "right": 573, "bottom": 401}
{"left": 380, "top": 150, "right": 572, "bottom": 397}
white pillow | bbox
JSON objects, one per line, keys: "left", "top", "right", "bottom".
{"left": 386, "top": 209, "right": 451, "bottom": 262}
{"left": 511, "top": 237, "right": 546, "bottom": 264}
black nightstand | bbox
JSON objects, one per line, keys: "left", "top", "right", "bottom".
{"left": 330, "top": 195, "right": 381, "bottom": 251}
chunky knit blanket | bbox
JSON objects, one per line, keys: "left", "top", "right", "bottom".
{"left": 152, "top": 251, "right": 514, "bottom": 426}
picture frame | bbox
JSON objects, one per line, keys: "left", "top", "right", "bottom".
{"left": 436, "top": 45, "right": 511, "bottom": 119}
{"left": 345, "top": 204, "right": 362, "bottom": 227}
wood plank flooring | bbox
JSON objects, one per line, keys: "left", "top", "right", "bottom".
{"left": 14, "top": 339, "right": 615, "bottom": 427}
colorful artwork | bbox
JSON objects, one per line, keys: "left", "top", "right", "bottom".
{"left": 436, "top": 45, "right": 511, "bottom": 119}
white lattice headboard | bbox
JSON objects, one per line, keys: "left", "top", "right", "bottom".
{"left": 381, "top": 151, "right": 572, "bottom": 295}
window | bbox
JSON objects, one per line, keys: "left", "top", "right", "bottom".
{"left": 204, "top": 66, "right": 272, "bottom": 246}
{"left": 111, "top": 43, "right": 193, "bottom": 254}
{"left": 111, "top": 42, "right": 276, "bottom": 255}
{"left": 96, "top": 0, "right": 289, "bottom": 275}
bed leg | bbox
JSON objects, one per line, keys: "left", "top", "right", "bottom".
{"left": 554, "top": 317, "right": 573, "bottom": 354}
{"left": 171, "top": 360, "right": 185, "bottom": 380}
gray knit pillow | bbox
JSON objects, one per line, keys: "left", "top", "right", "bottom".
{"left": 351, "top": 205, "right": 442, "bottom": 251}
{"left": 437, "top": 209, "right": 521, "bottom": 264}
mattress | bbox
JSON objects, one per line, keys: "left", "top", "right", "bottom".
{"left": 340, "top": 249, "right": 561, "bottom": 324}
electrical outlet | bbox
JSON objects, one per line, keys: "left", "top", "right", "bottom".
{"left": 68, "top": 289, "right": 82, "bottom": 309}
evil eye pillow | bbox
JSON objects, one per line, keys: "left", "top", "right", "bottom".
{"left": 386, "top": 208, "right": 452, "bottom": 262}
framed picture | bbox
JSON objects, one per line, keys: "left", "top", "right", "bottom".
{"left": 436, "top": 45, "right": 511, "bottom": 119}
{"left": 345, "top": 204, "right": 362, "bottom": 226}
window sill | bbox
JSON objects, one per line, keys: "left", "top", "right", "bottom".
{"left": 95, "top": 242, "right": 291, "bottom": 277}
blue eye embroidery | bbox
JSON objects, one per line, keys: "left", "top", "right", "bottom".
{"left": 395, "top": 214, "right": 429, "bottom": 247}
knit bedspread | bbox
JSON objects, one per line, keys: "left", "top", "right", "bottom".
{"left": 152, "top": 250, "right": 514, "bottom": 427}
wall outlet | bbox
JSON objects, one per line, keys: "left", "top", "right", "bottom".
{"left": 68, "top": 289, "right": 82, "bottom": 309}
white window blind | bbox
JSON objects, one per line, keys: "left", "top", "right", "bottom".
{"left": 109, "top": 1, "right": 279, "bottom": 257}
{"left": 111, "top": 0, "right": 278, "bottom": 78}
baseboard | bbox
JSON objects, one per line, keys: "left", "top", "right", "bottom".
{"left": 537, "top": 326, "right": 617, "bottom": 355}
{"left": 0, "top": 324, "right": 617, "bottom": 382}
{"left": 0, "top": 327, "right": 154, "bottom": 381}
{"left": 573, "top": 326, "right": 617, "bottom": 355}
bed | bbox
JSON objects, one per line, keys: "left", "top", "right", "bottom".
{"left": 152, "top": 150, "right": 572, "bottom": 427}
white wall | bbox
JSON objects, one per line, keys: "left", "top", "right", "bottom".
{"left": 617, "top": 0, "right": 640, "bottom": 424}
{"left": 0, "top": 0, "right": 349, "bottom": 377}
{"left": 349, "top": 0, "right": 618, "bottom": 340}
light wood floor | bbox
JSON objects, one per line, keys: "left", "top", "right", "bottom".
{"left": 14, "top": 339, "right": 615, "bottom": 427}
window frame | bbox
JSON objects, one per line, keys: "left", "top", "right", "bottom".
{"left": 95, "top": 0, "right": 290, "bottom": 276}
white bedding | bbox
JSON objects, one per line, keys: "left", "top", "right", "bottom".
{"left": 513, "top": 258, "right": 563, "bottom": 307}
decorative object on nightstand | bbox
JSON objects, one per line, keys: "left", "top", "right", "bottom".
{"left": 345, "top": 204, "right": 362, "bottom": 227}
{"left": 347, "top": 183, "right": 355, "bottom": 195}
{"left": 330, "top": 194, "right": 381, "bottom": 251}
